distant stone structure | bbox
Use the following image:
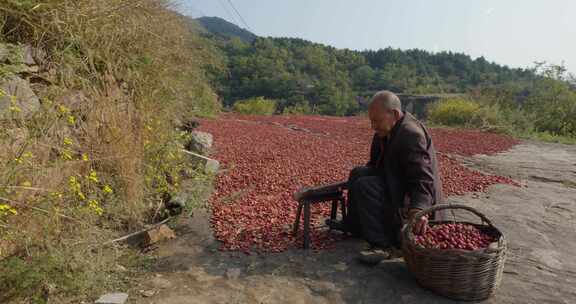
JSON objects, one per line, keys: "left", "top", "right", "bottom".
{"left": 397, "top": 94, "right": 442, "bottom": 119}
{"left": 356, "top": 93, "right": 462, "bottom": 120}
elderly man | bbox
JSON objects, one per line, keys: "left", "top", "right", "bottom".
{"left": 329, "top": 90, "right": 442, "bottom": 264}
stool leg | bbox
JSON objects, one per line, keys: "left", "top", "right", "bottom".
{"left": 340, "top": 198, "right": 347, "bottom": 219}
{"left": 330, "top": 200, "right": 338, "bottom": 221}
{"left": 303, "top": 201, "right": 311, "bottom": 249}
{"left": 292, "top": 201, "right": 303, "bottom": 236}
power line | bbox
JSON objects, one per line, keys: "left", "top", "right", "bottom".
{"left": 189, "top": 4, "right": 206, "bottom": 17}
{"left": 218, "top": 0, "right": 240, "bottom": 25}
{"left": 194, "top": 7, "right": 206, "bottom": 17}
{"left": 173, "top": 0, "right": 205, "bottom": 18}
{"left": 227, "top": 0, "right": 252, "bottom": 31}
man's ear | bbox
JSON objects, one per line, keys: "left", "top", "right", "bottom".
{"left": 392, "top": 108, "right": 402, "bottom": 120}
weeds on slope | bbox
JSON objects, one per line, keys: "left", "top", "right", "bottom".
{"left": 0, "top": 1, "right": 221, "bottom": 302}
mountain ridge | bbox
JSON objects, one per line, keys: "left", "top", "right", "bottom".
{"left": 196, "top": 16, "right": 256, "bottom": 43}
{"left": 194, "top": 16, "right": 529, "bottom": 73}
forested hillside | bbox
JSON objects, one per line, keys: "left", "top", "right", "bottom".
{"left": 197, "top": 17, "right": 538, "bottom": 115}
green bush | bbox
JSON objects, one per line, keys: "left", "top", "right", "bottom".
{"left": 233, "top": 97, "right": 277, "bottom": 115}
{"left": 427, "top": 64, "right": 576, "bottom": 143}
{"left": 428, "top": 98, "right": 482, "bottom": 127}
{"left": 470, "top": 64, "right": 576, "bottom": 141}
{"left": 282, "top": 101, "right": 312, "bottom": 115}
{"left": 520, "top": 131, "right": 576, "bottom": 145}
{"left": 524, "top": 79, "right": 576, "bottom": 137}
{"left": 428, "top": 97, "right": 535, "bottom": 136}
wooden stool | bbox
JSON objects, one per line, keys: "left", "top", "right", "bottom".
{"left": 292, "top": 181, "right": 348, "bottom": 249}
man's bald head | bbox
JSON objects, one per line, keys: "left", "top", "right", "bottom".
{"left": 369, "top": 90, "right": 402, "bottom": 112}
{"left": 368, "top": 90, "right": 403, "bottom": 137}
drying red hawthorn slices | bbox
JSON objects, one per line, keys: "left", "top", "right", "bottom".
{"left": 199, "top": 114, "right": 518, "bottom": 252}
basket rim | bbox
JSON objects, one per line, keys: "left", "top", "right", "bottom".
{"left": 402, "top": 205, "right": 507, "bottom": 256}
{"left": 403, "top": 235, "right": 507, "bottom": 257}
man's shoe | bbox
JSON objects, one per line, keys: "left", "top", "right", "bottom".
{"left": 357, "top": 246, "right": 403, "bottom": 266}
{"left": 326, "top": 219, "right": 363, "bottom": 238}
{"left": 325, "top": 219, "right": 348, "bottom": 232}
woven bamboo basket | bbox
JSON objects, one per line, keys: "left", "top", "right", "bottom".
{"left": 402, "top": 204, "right": 507, "bottom": 301}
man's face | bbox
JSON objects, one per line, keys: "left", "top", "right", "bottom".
{"left": 368, "top": 105, "right": 398, "bottom": 137}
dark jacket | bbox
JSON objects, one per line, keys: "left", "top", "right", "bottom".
{"left": 367, "top": 112, "right": 443, "bottom": 211}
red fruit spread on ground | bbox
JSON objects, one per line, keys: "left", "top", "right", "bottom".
{"left": 198, "top": 114, "right": 519, "bottom": 253}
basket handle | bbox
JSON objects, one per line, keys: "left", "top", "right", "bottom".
{"left": 404, "top": 204, "right": 495, "bottom": 238}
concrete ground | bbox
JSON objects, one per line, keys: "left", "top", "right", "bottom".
{"left": 129, "top": 141, "right": 576, "bottom": 304}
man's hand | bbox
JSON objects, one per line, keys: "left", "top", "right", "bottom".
{"left": 407, "top": 208, "right": 428, "bottom": 235}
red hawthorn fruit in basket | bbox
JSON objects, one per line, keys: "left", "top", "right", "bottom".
{"left": 414, "top": 223, "right": 496, "bottom": 250}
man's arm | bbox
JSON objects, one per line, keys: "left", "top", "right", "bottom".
{"left": 400, "top": 130, "right": 436, "bottom": 211}
{"left": 366, "top": 133, "right": 379, "bottom": 167}
{"left": 407, "top": 207, "right": 429, "bottom": 235}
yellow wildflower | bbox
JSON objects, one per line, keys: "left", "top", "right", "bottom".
{"left": 102, "top": 185, "right": 113, "bottom": 194}
{"left": 63, "top": 137, "right": 73, "bottom": 146}
{"left": 88, "top": 200, "right": 103, "bottom": 216}
{"left": 20, "top": 181, "right": 32, "bottom": 187}
{"left": 51, "top": 192, "right": 63, "bottom": 199}
{"left": 67, "top": 115, "right": 76, "bottom": 125}
{"left": 88, "top": 170, "right": 99, "bottom": 183}
{"left": 9, "top": 105, "right": 21, "bottom": 113}
{"left": 61, "top": 150, "right": 73, "bottom": 160}
{"left": 81, "top": 153, "right": 89, "bottom": 161}
{"left": 0, "top": 204, "right": 17, "bottom": 216}
{"left": 8, "top": 96, "right": 21, "bottom": 112}
{"left": 68, "top": 176, "right": 81, "bottom": 193}
{"left": 58, "top": 105, "right": 70, "bottom": 114}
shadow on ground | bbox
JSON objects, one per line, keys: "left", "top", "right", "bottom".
{"left": 136, "top": 210, "right": 455, "bottom": 304}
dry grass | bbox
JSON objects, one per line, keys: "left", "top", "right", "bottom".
{"left": 0, "top": 0, "right": 220, "bottom": 302}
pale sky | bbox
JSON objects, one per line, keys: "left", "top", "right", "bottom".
{"left": 178, "top": 0, "right": 576, "bottom": 73}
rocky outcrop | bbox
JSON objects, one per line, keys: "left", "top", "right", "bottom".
{"left": 181, "top": 149, "right": 220, "bottom": 175}
{"left": 0, "top": 43, "right": 43, "bottom": 120}
{"left": 0, "top": 75, "right": 41, "bottom": 119}
{"left": 164, "top": 149, "right": 219, "bottom": 215}
{"left": 0, "top": 43, "right": 42, "bottom": 75}
{"left": 94, "top": 293, "right": 128, "bottom": 304}
{"left": 175, "top": 118, "right": 200, "bottom": 133}
{"left": 186, "top": 131, "right": 213, "bottom": 155}
{"left": 142, "top": 224, "right": 176, "bottom": 247}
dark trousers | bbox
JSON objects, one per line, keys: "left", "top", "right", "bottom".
{"left": 344, "top": 166, "right": 401, "bottom": 248}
